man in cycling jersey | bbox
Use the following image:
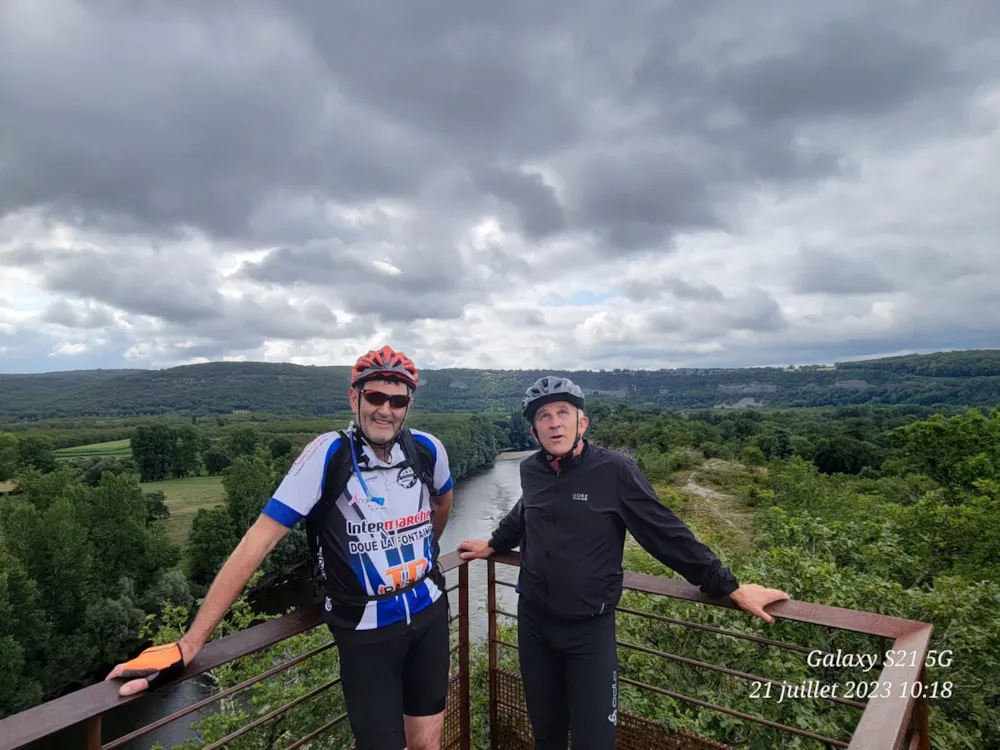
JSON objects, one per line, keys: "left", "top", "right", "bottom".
{"left": 458, "top": 375, "right": 789, "bottom": 750}
{"left": 106, "top": 346, "right": 455, "bottom": 750}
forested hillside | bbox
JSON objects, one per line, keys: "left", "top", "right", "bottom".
{"left": 4, "top": 349, "right": 1000, "bottom": 419}
{"left": 583, "top": 405, "right": 1000, "bottom": 748}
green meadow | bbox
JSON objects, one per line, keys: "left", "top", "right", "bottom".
{"left": 140, "top": 474, "right": 226, "bottom": 545}
{"left": 53, "top": 438, "right": 132, "bottom": 460}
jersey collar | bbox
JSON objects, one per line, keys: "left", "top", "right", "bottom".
{"left": 352, "top": 429, "right": 406, "bottom": 468}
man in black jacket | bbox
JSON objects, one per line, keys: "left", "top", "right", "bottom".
{"left": 458, "top": 376, "right": 789, "bottom": 750}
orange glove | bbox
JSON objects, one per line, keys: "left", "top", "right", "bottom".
{"left": 116, "top": 642, "right": 186, "bottom": 689}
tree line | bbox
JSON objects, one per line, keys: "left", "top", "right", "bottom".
{"left": 6, "top": 350, "right": 1000, "bottom": 420}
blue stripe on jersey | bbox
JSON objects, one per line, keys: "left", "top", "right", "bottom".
{"left": 385, "top": 545, "right": 402, "bottom": 567}
{"left": 262, "top": 498, "right": 302, "bottom": 528}
{"left": 437, "top": 476, "right": 454, "bottom": 495}
{"left": 359, "top": 551, "right": 386, "bottom": 589}
{"left": 348, "top": 553, "right": 368, "bottom": 600}
{"left": 412, "top": 432, "right": 437, "bottom": 461}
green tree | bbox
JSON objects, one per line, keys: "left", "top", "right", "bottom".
{"left": 268, "top": 436, "right": 293, "bottom": 459}
{"left": 507, "top": 410, "right": 532, "bottom": 450}
{"left": 130, "top": 424, "right": 175, "bottom": 481}
{"left": 222, "top": 455, "right": 273, "bottom": 536}
{"left": 889, "top": 408, "right": 1000, "bottom": 501}
{"left": 812, "top": 436, "right": 881, "bottom": 475}
{"left": 225, "top": 426, "right": 260, "bottom": 458}
{"left": 170, "top": 424, "right": 203, "bottom": 477}
{"left": 16, "top": 436, "right": 56, "bottom": 474}
{"left": 739, "top": 445, "right": 765, "bottom": 468}
{"left": 202, "top": 448, "right": 232, "bottom": 475}
{"left": 144, "top": 490, "right": 170, "bottom": 522}
{"left": 186, "top": 507, "right": 239, "bottom": 585}
{"left": 0, "top": 549, "right": 50, "bottom": 715}
{"left": 79, "top": 456, "right": 139, "bottom": 487}
{"left": 0, "top": 433, "right": 18, "bottom": 481}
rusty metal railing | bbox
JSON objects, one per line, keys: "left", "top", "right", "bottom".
{"left": 0, "top": 551, "right": 471, "bottom": 750}
{"left": 0, "top": 551, "right": 933, "bottom": 750}
{"left": 486, "top": 552, "right": 934, "bottom": 750}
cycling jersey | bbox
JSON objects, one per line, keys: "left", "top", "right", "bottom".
{"left": 263, "top": 426, "right": 454, "bottom": 634}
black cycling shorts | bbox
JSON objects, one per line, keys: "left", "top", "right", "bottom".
{"left": 330, "top": 597, "right": 450, "bottom": 750}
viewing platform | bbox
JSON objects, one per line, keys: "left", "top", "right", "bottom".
{"left": 0, "top": 552, "right": 934, "bottom": 750}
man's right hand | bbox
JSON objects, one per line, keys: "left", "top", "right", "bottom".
{"left": 105, "top": 637, "right": 199, "bottom": 697}
{"left": 458, "top": 539, "right": 494, "bottom": 560}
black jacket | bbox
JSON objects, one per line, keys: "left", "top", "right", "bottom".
{"left": 488, "top": 441, "right": 739, "bottom": 619}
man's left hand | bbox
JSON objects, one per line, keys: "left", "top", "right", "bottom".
{"left": 729, "top": 584, "right": 790, "bottom": 623}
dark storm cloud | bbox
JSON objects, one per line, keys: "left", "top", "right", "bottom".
{"left": 622, "top": 277, "right": 726, "bottom": 303}
{"left": 281, "top": 1, "right": 584, "bottom": 160}
{"left": 240, "top": 243, "right": 476, "bottom": 322}
{"left": 16, "top": 243, "right": 363, "bottom": 350}
{"left": 792, "top": 247, "right": 899, "bottom": 295}
{"left": 0, "top": 245, "right": 72, "bottom": 268}
{"left": 4, "top": 0, "right": 986, "bottom": 255}
{"left": 39, "top": 249, "right": 225, "bottom": 324}
{"left": 469, "top": 165, "right": 566, "bottom": 239}
{"left": 42, "top": 299, "right": 115, "bottom": 329}
{"left": 0, "top": 2, "right": 430, "bottom": 241}
{"left": 791, "top": 244, "right": 989, "bottom": 297}
{"left": 722, "top": 289, "right": 788, "bottom": 333}
{"left": 188, "top": 298, "right": 376, "bottom": 350}
{"left": 717, "top": 21, "right": 957, "bottom": 124}
{"left": 625, "top": 4, "right": 983, "bottom": 190}
{"left": 645, "top": 309, "right": 687, "bottom": 334}
{"left": 568, "top": 151, "right": 727, "bottom": 253}
{"left": 497, "top": 309, "right": 547, "bottom": 328}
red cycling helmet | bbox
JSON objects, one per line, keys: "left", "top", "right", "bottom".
{"left": 351, "top": 346, "right": 419, "bottom": 389}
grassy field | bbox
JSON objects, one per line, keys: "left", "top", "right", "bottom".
{"left": 54, "top": 439, "right": 132, "bottom": 460}
{"left": 141, "top": 475, "right": 226, "bottom": 545}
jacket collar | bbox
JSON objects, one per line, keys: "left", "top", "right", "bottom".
{"left": 535, "top": 438, "right": 590, "bottom": 474}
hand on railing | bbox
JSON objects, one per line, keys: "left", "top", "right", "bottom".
{"left": 104, "top": 638, "right": 198, "bottom": 697}
{"left": 456, "top": 539, "right": 494, "bottom": 559}
{"left": 728, "top": 584, "right": 790, "bottom": 624}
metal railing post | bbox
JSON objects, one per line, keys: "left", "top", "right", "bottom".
{"left": 487, "top": 558, "right": 498, "bottom": 750}
{"left": 458, "top": 562, "right": 471, "bottom": 750}
{"left": 86, "top": 716, "right": 101, "bottom": 750}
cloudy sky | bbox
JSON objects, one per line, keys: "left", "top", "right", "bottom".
{"left": 1, "top": 1, "right": 998, "bottom": 374}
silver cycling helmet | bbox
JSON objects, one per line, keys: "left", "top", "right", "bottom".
{"left": 521, "top": 375, "right": 585, "bottom": 422}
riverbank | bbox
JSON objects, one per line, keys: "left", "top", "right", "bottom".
{"left": 496, "top": 449, "right": 537, "bottom": 461}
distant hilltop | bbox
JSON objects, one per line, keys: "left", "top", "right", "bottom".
{"left": 2, "top": 349, "right": 1000, "bottom": 419}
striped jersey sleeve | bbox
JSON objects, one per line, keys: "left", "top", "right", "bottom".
{"left": 262, "top": 431, "right": 342, "bottom": 528}
{"left": 412, "top": 429, "right": 454, "bottom": 495}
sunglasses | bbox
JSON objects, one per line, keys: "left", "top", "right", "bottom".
{"left": 362, "top": 390, "right": 411, "bottom": 409}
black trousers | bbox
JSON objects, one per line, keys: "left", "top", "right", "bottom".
{"left": 517, "top": 597, "right": 620, "bottom": 750}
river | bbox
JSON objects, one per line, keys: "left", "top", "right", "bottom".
{"left": 34, "top": 452, "right": 528, "bottom": 750}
